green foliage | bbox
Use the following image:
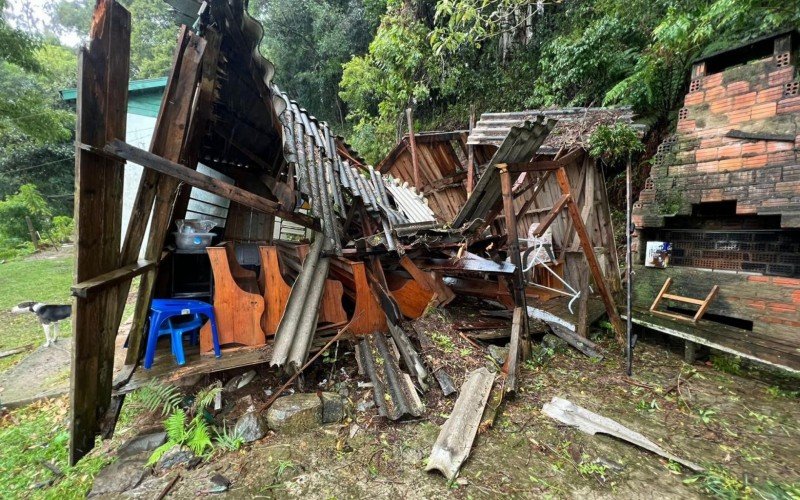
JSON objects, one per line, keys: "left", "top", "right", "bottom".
{"left": 588, "top": 123, "right": 645, "bottom": 163}
{"left": 524, "top": 344, "right": 555, "bottom": 370}
{"left": 0, "top": 398, "right": 111, "bottom": 497}
{"left": 0, "top": 142, "right": 75, "bottom": 216}
{"left": 249, "top": 0, "right": 381, "bottom": 126}
{"left": 127, "top": 380, "right": 183, "bottom": 417}
{"left": 214, "top": 425, "right": 245, "bottom": 452}
{"left": 0, "top": 184, "right": 51, "bottom": 241}
{"left": 191, "top": 381, "right": 222, "bottom": 413}
{"left": 429, "top": 331, "right": 455, "bottom": 353}
{"left": 711, "top": 354, "right": 743, "bottom": 375}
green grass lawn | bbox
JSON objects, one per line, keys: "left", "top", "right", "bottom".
{"left": 0, "top": 253, "right": 75, "bottom": 371}
{"left": 0, "top": 397, "right": 112, "bottom": 499}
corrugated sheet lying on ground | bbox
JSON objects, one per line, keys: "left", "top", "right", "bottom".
{"left": 452, "top": 116, "right": 556, "bottom": 228}
{"left": 468, "top": 107, "right": 644, "bottom": 153}
{"left": 357, "top": 332, "right": 425, "bottom": 420}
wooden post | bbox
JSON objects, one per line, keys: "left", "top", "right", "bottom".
{"left": 498, "top": 163, "right": 530, "bottom": 365}
{"left": 25, "top": 216, "right": 39, "bottom": 248}
{"left": 70, "top": 0, "right": 131, "bottom": 465}
{"left": 466, "top": 105, "right": 475, "bottom": 196}
{"left": 555, "top": 166, "right": 625, "bottom": 345}
{"left": 122, "top": 30, "right": 207, "bottom": 366}
{"left": 406, "top": 107, "right": 421, "bottom": 191}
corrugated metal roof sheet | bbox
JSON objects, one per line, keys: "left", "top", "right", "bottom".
{"left": 453, "top": 116, "right": 556, "bottom": 228}
{"left": 468, "top": 107, "right": 644, "bottom": 153}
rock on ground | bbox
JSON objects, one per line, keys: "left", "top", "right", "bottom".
{"left": 234, "top": 410, "right": 268, "bottom": 443}
{"left": 117, "top": 432, "right": 167, "bottom": 459}
{"left": 267, "top": 393, "right": 322, "bottom": 434}
{"left": 320, "top": 392, "right": 347, "bottom": 423}
{"left": 155, "top": 445, "right": 195, "bottom": 471}
{"left": 89, "top": 457, "right": 149, "bottom": 497}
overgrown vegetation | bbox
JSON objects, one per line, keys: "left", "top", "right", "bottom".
{"left": 0, "top": 397, "right": 111, "bottom": 497}
{"left": 122, "top": 381, "right": 243, "bottom": 466}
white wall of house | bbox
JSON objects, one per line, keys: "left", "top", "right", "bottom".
{"left": 120, "top": 113, "right": 231, "bottom": 257}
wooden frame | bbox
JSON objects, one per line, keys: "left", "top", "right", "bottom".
{"left": 649, "top": 277, "right": 720, "bottom": 323}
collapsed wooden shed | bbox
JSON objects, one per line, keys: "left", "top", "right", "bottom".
{"left": 68, "top": 0, "right": 440, "bottom": 463}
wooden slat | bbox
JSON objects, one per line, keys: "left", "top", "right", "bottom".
{"left": 649, "top": 277, "right": 672, "bottom": 312}
{"left": 71, "top": 259, "right": 156, "bottom": 298}
{"left": 531, "top": 193, "right": 570, "bottom": 237}
{"left": 123, "top": 29, "right": 204, "bottom": 366}
{"left": 70, "top": 0, "right": 131, "bottom": 465}
{"left": 693, "top": 285, "right": 720, "bottom": 322}
{"left": 104, "top": 140, "right": 321, "bottom": 231}
{"left": 506, "top": 148, "right": 584, "bottom": 173}
{"left": 662, "top": 293, "right": 705, "bottom": 306}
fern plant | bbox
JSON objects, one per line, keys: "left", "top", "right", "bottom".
{"left": 146, "top": 382, "right": 228, "bottom": 466}
{"left": 128, "top": 380, "right": 183, "bottom": 417}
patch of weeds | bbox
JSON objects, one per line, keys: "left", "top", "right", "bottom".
{"left": 0, "top": 397, "right": 112, "bottom": 497}
{"left": 684, "top": 466, "right": 751, "bottom": 499}
{"left": 430, "top": 331, "right": 455, "bottom": 353}
{"left": 459, "top": 347, "right": 473, "bottom": 357}
{"left": 687, "top": 465, "right": 800, "bottom": 498}
{"left": 666, "top": 460, "right": 683, "bottom": 474}
{"left": 635, "top": 398, "right": 660, "bottom": 413}
{"left": 697, "top": 408, "right": 717, "bottom": 425}
{"left": 766, "top": 385, "right": 799, "bottom": 399}
{"left": 577, "top": 457, "right": 608, "bottom": 481}
{"left": 711, "top": 355, "right": 742, "bottom": 376}
{"left": 214, "top": 424, "right": 244, "bottom": 452}
{"left": 524, "top": 345, "right": 555, "bottom": 370}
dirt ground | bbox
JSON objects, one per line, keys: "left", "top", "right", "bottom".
{"left": 106, "top": 305, "right": 800, "bottom": 499}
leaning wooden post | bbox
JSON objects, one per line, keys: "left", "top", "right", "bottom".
{"left": 498, "top": 163, "right": 530, "bottom": 368}
{"left": 70, "top": 0, "right": 131, "bottom": 464}
{"left": 25, "top": 216, "right": 39, "bottom": 248}
{"left": 466, "top": 105, "right": 476, "bottom": 197}
{"left": 555, "top": 166, "right": 626, "bottom": 345}
{"left": 406, "top": 107, "right": 421, "bottom": 191}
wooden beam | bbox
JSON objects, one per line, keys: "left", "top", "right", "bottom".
{"left": 70, "top": 0, "right": 131, "bottom": 465}
{"left": 72, "top": 259, "right": 156, "bottom": 298}
{"left": 498, "top": 164, "right": 530, "bottom": 360}
{"left": 531, "top": 194, "right": 570, "bottom": 237}
{"left": 467, "top": 105, "right": 475, "bottom": 196}
{"left": 104, "top": 140, "right": 321, "bottom": 231}
{"left": 406, "top": 108, "right": 421, "bottom": 190}
{"left": 506, "top": 148, "right": 585, "bottom": 174}
{"left": 555, "top": 166, "right": 625, "bottom": 345}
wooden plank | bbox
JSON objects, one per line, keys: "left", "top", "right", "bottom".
{"left": 531, "top": 193, "right": 570, "bottom": 237}
{"left": 70, "top": 0, "right": 131, "bottom": 465}
{"left": 506, "top": 148, "right": 584, "bottom": 173}
{"left": 406, "top": 108, "right": 421, "bottom": 190}
{"left": 693, "top": 285, "right": 720, "bottom": 322}
{"left": 499, "top": 165, "right": 530, "bottom": 358}
{"left": 426, "top": 367, "right": 495, "bottom": 480}
{"left": 71, "top": 259, "right": 156, "bottom": 298}
{"left": 649, "top": 277, "right": 672, "bottom": 312}
{"left": 122, "top": 27, "right": 200, "bottom": 367}
{"left": 662, "top": 293, "right": 705, "bottom": 306}
{"left": 104, "top": 140, "right": 320, "bottom": 231}
{"left": 555, "top": 166, "right": 625, "bottom": 345}
{"left": 503, "top": 307, "right": 523, "bottom": 394}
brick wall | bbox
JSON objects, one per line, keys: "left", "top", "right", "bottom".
{"left": 634, "top": 36, "right": 800, "bottom": 229}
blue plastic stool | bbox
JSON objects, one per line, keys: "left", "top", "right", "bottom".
{"left": 144, "top": 299, "right": 221, "bottom": 369}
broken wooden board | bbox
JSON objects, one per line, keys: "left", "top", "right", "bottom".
{"left": 545, "top": 321, "right": 604, "bottom": 360}
{"left": 426, "top": 367, "right": 495, "bottom": 480}
{"left": 542, "top": 397, "right": 703, "bottom": 472}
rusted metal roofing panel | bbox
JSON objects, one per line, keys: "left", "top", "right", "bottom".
{"left": 469, "top": 107, "right": 644, "bottom": 153}
{"left": 453, "top": 116, "right": 556, "bottom": 228}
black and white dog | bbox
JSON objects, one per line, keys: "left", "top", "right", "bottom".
{"left": 11, "top": 302, "right": 72, "bottom": 347}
